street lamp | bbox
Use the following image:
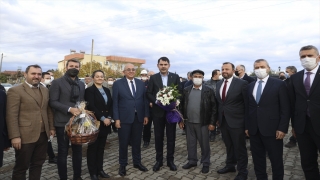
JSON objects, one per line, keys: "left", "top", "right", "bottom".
{"left": 278, "top": 66, "right": 281, "bottom": 72}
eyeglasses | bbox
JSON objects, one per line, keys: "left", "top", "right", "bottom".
{"left": 125, "top": 68, "right": 136, "bottom": 72}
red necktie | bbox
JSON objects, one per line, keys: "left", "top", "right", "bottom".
{"left": 222, "top": 80, "right": 228, "bottom": 102}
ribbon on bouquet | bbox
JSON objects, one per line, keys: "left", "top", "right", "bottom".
{"left": 157, "top": 101, "right": 183, "bottom": 123}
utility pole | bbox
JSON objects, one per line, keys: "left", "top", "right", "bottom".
{"left": 0, "top": 53, "right": 3, "bottom": 73}
{"left": 90, "top": 39, "right": 94, "bottom": 75}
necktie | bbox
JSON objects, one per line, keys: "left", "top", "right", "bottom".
{"left": 304, "top": 72, "right": 311, "bottom": 95}
{"left": 222, "top": 80, "right": 228, "bottom": 102}
{"left": 256, "top": 80, "right": 263, "bottom": 103}
{"left": 130, "top": 80, "right": 136, "bottom": 97}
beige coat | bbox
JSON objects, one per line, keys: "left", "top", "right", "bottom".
{"left": 6, "top": 83, "right": 54, "bottom": 144}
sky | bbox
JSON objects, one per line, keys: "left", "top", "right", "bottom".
{"left": 0, "top": 0, "right": 319, "bottom": 79}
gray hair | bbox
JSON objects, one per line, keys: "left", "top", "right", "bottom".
{"left": 286, "top": 66, "right": 297, "bottom": 73}
{"left": 238, "top": 65, "right": 245, "bottom": 71}
{"left": 253, "top": 59, "right": 270, "bottom": 68}
{"left": 300, "top": 45, "right": 319, "bottom": 55}
{"left": 123, "top": 63, "right": 135, "bottom": 71}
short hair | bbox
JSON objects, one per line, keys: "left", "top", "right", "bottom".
{"left": 46, "top": 70, "right": 54, "bottom": 73}
{"left": 91, "top": 70, "right": 104, "bottom": 78}
{"left": 253, "top": 59, "right": 270, "bottom": 68}
{"left": 238, "top": 65, "right": 245, "bottom": 71}
{"left": 279, "top": 71, "right": 285, "bottom": 75}
{"left": 66, "top": 58, "right": 81, "bottom": 68}
{"left": 41, "top": 72, "right": 50, "bottom": 78}
{"left": 107, "top": 76, "right": 114, "bottom": 80}
{"left": 187, "top": 71, "right": 192, "bottom": 76}
{"left": 286, "top": 66, "right": 297, "bottom": 73}
{"left": 222, "top": 62, "right": 235, "bottom": 70}
{"left": 158, "top": 57, "right": 170, "bottom": 64}
{"left": 25, "top": 64, "right": 42, "bottom": 73}
{"left": 211, "top": 69, "right": 220, "bottom": 77}
{"left": 299, "top": 45, "right": 319, "bottom": 55}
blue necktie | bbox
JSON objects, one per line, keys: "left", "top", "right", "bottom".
{"left": 130, "top": 80, "right": 136, "bottom": 98}
{"left": 256, "top": 80, "right": 263, "bottom": 103}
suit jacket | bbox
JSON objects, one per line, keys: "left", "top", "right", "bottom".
{"left": 242, "top": 73, "right": 255, "bottom": 84}
{"left": 289, "top": 67, "right": 320, "bottom": 136}
{"left": 215, "top": 77, "right": 248, "bottom": 128}
{"left": 246, "top": 77, "right": 290, "bottom": 136}
{"left": 146, "top": 72, "right": 181, "bottom": 118}
{"left": 6, "top": 83, "right": 54, "bottom": 144}
{"left": 85, "top": 84, "right": 113, "bottom": 136}
{"left": 49, "top": 76, "right": 85, "bottom": 127}
{"left": 112, "top": 78, "right": 149, "bottom": 123}
{"left": 0, "top": 91, "right": 10, "bottom": 167}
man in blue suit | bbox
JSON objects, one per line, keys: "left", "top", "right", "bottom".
{"left": 113, "top": 63, "right": 149, "bottom": 176}
{"left": 245, "top": 59, "right": 290, "bottom": 180}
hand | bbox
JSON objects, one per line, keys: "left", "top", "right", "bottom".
{"left": 50, "top": 130, "right": 56, "bottom": 137}
{"left": 245, "top": 130, "right": 249, "bottom": 137}
{"left": 179, "top": 122, "right": 184, "bottom": 129}
{"left": 115, "top": 120, "right": 121, "bottom": 129}
{"left": 276, "top": 130, "right": 286, "bottom": 139}
{"left": 292, "top": 128, "right": 296, "bottom": 138}
{"left": 216, "top": 121, "right": 220, "bottom": 127}
{"left": 12, "top": 137, "right": 21, "bottom": 150}
{"left": 149, "top": 102, "right": 153, "bottom": 108}
{"left": 103, "top": 118, "right": 111, "bottom": 126}
{"left": 143, "top": 117, "right": 149, "bottom": 125}
{"left": 70, "top": 108, "right": 81, "bottom": 116}
{"left": 208, "top": 125, "right": 215, "bottom": 131}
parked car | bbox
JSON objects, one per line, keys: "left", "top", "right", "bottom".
{"left": 1, "top": 83, "right": 12, "bottom": 92}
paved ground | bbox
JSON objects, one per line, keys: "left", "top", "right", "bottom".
{"left": 0, "top": 126, "right": 313, "bottom": 180}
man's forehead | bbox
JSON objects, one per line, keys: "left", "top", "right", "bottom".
{"left": 300, "top": 49, "right": 317, "bottom": 55}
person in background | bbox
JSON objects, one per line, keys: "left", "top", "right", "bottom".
{"left": 85, "top": 70, "right": 113, "bottom": 180}
{"left": 41, "top": 72, "right": 52, "bottom": 88}
{"left": 84, "top": 75, "right": 92, "bottom": 89}
{"left": 47, "top": 70, "right": 54, "bottom": 84}
{"left": 179, "top": 69, "right": 217, "bottom": 174}
{"left": 141, "top": 70, "right": 153, "bottom": 148}
{"left": 106, "top": 76, "right": 117, "bottom": 133}
{"left": 235, "top": 65, "right": 255, "bottom": 84}
{"left": 0, "top": 89, "right": 11, "bottom": 167}
{"left": 279, "top": 72, "right": 287, "bottom": 81}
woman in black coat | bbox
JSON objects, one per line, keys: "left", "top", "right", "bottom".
{"left": 85, "top": 70, "right": 113, "bottom": 180}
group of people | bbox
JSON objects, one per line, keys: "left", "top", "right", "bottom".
{"left": 0, "top": 44, "right": 319, "bottom": 180}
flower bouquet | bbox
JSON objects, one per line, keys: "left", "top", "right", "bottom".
{"left": 156, "top": 84, "right": 183, "bottom": 123}
{"left": 65, "top": 101, "right": 100, "bottom": 145}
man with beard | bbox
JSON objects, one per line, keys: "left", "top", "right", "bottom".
{"left": 50, "top": 59, "right": 85, "bottom": 180}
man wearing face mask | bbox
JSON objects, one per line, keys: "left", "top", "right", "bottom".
{"left": 40, "top": 72, "right": 52, "bottom": 88}
{"left": 279, "top": 72, "right": 287, "bottom": 81}
{"left": 245, "top": 59, "right": 290, "bottom": 180}
{"left": 179, "top": 69, "right": 217, "bottom": 173}
{"left": 288, "top": 45, "right": 320, "bottom": 180}
{"left": 235, "top": 65, "right": 255, "bottom": 84}
{"left": 47, "top": 70, "right": 54, "bottom": 85}
{"left": 49, "top": 59, "right": 85, "bottom": 180}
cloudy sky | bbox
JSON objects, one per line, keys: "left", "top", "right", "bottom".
{"left": 0, "top": 0, "right": 319, "bottom": 78}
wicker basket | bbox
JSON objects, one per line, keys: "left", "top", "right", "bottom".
{"left": 66, "top": 111, "right": 100, "bottom": 145}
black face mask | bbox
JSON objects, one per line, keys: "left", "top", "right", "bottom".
{"left": 235, "top": 71, "right": 240, "bottom": 76}
{"left": 279, "top": 76, "right": 286, "bottom": 80}
{"left": 66, "top": 68, "right": 79, "bottom": 77}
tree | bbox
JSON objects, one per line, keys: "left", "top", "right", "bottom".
{"left": 78, "top": 61, "right": 121, "bottom": 78}
{"left": 50, "top": 69, "right": 64, "bottom": 79}
{"left": 0, "top": 73, "right": 7, "bottom": 83}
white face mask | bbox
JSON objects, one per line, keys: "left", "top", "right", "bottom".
{"left": 193, "top": 78, "right": 202, "bottom": 86}
{"left": 285, "top": 73, "right": 290, "bottom": 78}
{"left": 107, "top": 81, "right": 113, "bottom": 85}
{"left": 50, "top": 76, "right": 54, "bottom": 82}
{"left": 44, "top": 79, "right": 51, "bottom": 85}
{"left": 301, "top": 57, "right": 318, "bottom": 71}
{"left": 141, "top": 77, "right": 148, "bottom": 81}
{"left": 254, "top": 68, "right": 268, "bottom": 79}
{"left": 219, "top": 75, "right": 223, "bottom": 80}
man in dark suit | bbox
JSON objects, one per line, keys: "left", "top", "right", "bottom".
{"left": 288, "top": 45, "right": 320, "bottom": 180}
{"left": 50, "top": 59, "right": 85, "bottom": 180}
{"left": 235, "top": 65, "right": 255, "bottom": 83}
{"left": 0, "top": 90, "right": 10, "bottom": 167}
{"left": 146, "top": 57, "right": 181, "bottom": 172}
{"left": 113, "top": 63, "right": 149, "bottom": 176}
{"left": 215, "top": 62, "right": 248, "bottom": 180}
{"left": 246, "top": 59, "right": 290, "bottom": 180}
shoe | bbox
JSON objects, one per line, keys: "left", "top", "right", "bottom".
{"left": 153, "top": 161, "right": 163, "bottom": 172}
{"left": 143, "top": 141, "right": 149, "bottom": 148}
{"left": 119, "top": 165, "right": 126, "bottom": 176}
{"left": 217, "top": 166, "right": 236, "bottom": 174}
{"left": 210, "top": 135, "right": 216, "bottom": 142}
{"left": 202, "top": 166, "right": 209, "bottom": 173}
{"left": 182, "top": 130, "right": 186, "bottom": 135}
{"left": 167, "top": 161, "right": 177, "bottom": 171}
{"left": 48, "top": 156, "right": 57, "bottom": 164}
{"left": 182, "top": 163, "right": 197, "bottom": 169}
{"left": 134, "top": 163, "right": 148, "bottom": 171}
{"left": 98, "top": 170, "right": 110, "bottom": 178}
{"left": 90, "top": 175, "right": 98, "bottom": 180}
{"left": 234, "top": 173, "right": 248, "bottom": 180}
{"left": 285, "top": 141, "right": 297, "bottom": 148}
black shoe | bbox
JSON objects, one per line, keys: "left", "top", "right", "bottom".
{"left": 210, "top": 135, "right": 216, "bottom": 142}
{"left": 119, "top": 165, "right": 126, "bottom": 176}
{"left": 143, "top": 141, "right": 150, "bottom": 148}
{"left": 153, "top": 161, "right": 163, "bottom": 172}
{"left": 217, "top": 166, "right": 236, "bottom": 174}
{"left": 134, "top": 163, "right": 148, "bottom": 172}
{"left": 48, "top": 156, "right": 57, "bottom": 164}
{"left": 202, "top": 166, "right": 209, "bottom": 173}
{"left": 182, "top": 130, "right": 186, "bottom": 135}
{"left": 285, "top": 141, "right": 297, "bottom": 148}
{"left": 98, "top": 170, "right": 110, "bottom": 178}
{"left": 90, "top": 175, "right": 98, "bottom": 180}
{"left": 234, "top": 173, "right": 248, "bottom": 180}
{"left": 167, "top": 161, "right": 177, "bottom": 171}
{"left": 182, "top": 163, "right": 197, "bottom": 169}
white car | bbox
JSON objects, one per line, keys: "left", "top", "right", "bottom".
{"left": 1, "top": 83, "right": 12, "bottom": 92}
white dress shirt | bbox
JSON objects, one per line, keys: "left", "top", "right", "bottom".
{"left": 252, "top": 75, "right": 270, "bottom": 101}
{"left": 304, "top": 65, "right": 319, "bottom": 87}
{"left": 126, "top": 78, "right": 137, "bottom": 96}
{"left": 160, "top": 72, "right": 169, "bottom": 87}
{"left": 219, "top": 76, "right": 234, "bottom": 98}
